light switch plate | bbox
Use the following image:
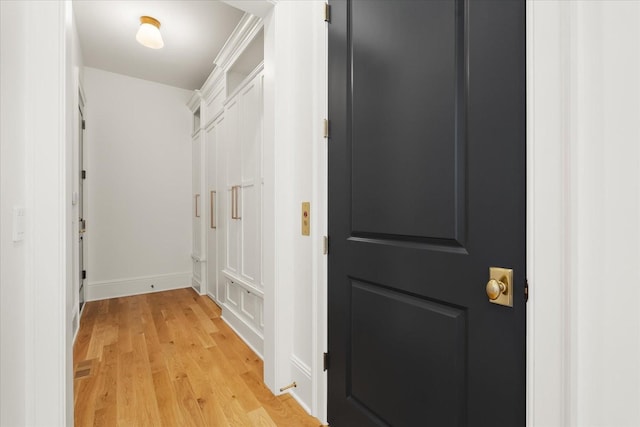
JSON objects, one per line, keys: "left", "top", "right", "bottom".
{"left": 302, "top": 202, "right": 310, "bottom": 236}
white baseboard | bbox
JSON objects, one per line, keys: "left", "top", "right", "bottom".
{"left": 72, "top": 311, "right": 79, "bottom": 344}
{"left": 221, "top": 305, "right": 264, "bottom": 358}
{"left": 289, "top": 354, "right": 312, "bottom": 413}
{"left": 86, "top": 272, "right": 191, "bottom": 301}
{"left": 192, "top": 276, "right": 202, "bottom": 294}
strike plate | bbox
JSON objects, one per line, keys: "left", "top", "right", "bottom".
{"left": 302, "top": 202, "right": 310, "bottom": 236}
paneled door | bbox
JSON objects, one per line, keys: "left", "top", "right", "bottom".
{"left": 239, "top": 76, "right": 262, "bottom": 289}
{"left": 327, "top": 1, "right": 526, "bottom": 426}
{"left": 206, "top": 117, "right": 221, "bottom": 303}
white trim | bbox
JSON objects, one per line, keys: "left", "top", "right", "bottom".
{"left": 221, "top": 306, "right": 264, "bottom": 357}
{"left": 24, "top": 1, "right": 73, "bottom": 425}
{"left": 310, "top": 0, "right": 329, "bottom": 423}
{"left": 85, "top": 272, "right": 191, "bottom": 301}
{"left": 224, "top": 62, "right": 265, "bottom": 105}
{"left": 222, "top": 269, "right": 265, "bottom": 297}
{"left": 289, "top": 354, "right": 313, "bottom": 415}
{"left": 526, "top": 1, "right": 578, "bottom": 425}
{"left": 187, "top": 89, "right": 202, "bottom": 112}
{"left": 213, "top": 14, "right": 263, "bottom": 72}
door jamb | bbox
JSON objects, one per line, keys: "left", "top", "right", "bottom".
{"left": 526, "top": 1, "right": 571, "bottom": 425}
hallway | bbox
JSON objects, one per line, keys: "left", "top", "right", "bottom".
{"left": 73, "top": 289, "right": 322, "bottom": 426}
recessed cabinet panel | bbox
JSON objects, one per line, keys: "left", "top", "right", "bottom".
{"left": 241, "top": 291, "right": 256, "bottom": 321}
{"left": 226, "top": 280, "right": 240, "bottom": 308}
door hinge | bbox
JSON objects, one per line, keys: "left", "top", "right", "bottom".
{"left": 323, "top": 119, "right": 330, "bottom": 138}
{"left": 323, "top": 236, "right": 329, "bottom": 255}
{"left": 82, "top": 270, "right": 87, "bottom": 280}
{"left": 324, "top": 3, "right": 331, "bottom": 23}
{"left": 524, "top": 279, "right": 529, "bottom": 303}
{"left": 82, "top": 119, "right": 86, "bottom": 130}
{"left": 82, "top": 170, "right": 87, "bottom": 180}
{"left": 323, "top": 352, "right": 330, "bottom": 371}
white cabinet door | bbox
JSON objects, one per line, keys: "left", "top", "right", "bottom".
{"left": 206, "top": 121, "right": 219, "bottom": 302}
{"left": 220, "top": 71, "right": 264, "bottom": 347}
{"left": 225, "top": 98, "right": 241, "bottom": 275}
{"left": 239, "top": 76, "right": 263, "bottom": 288}
{"left": 192, "top": 135, "right": 202, "bottom": 290}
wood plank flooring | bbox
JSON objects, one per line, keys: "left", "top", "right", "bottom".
{"left": 74, "top": 288, "right": 323, "bottom": 427}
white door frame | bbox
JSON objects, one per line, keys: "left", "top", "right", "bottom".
{"left": 24, "top": 1, "right": 74, "bottom": 425}
{"left": 27, "top": 0, "right": 582, "bottom": 425}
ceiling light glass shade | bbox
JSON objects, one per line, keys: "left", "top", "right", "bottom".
{"left": 136, "top": 16, "right": 164, "bottom": 49}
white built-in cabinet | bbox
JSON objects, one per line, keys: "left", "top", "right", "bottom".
{"left": 205, "top": 114, "right": 223, "bottom": 303}
{"left": 188, "top": 14, "right": 265, "bottom": 355}
{"left": 222, "top": 70, "right": 264, "bottom": 352}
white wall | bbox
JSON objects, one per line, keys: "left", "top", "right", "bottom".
{"left": 262, "top": 0, "right": 327, "bottom": 418}
{"left": 1, "top": 1, "right": 76, "bottom": 424}
{"left": 571, "top": 2, "right": 639, "bottom": 425}
{"left": 83, "top": 67, "right": 193, "bottom": 300}
{"left": 0, "top": 2, "right": 28, "bottom": 425}
{"left": 528, "top": 1, "right": 640, "bottom": 426}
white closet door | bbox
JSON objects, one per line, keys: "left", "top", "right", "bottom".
{"left": 192, "top": 136, "right": 202, "bottom": 285}
{"left": 239, "top": 75, "right": 263, "bottom": 287}
{"left": 206, "top": 122, "right": 218, "bottom": 302}
{"left": 225, "top": 98, "right": 241, "bottom": 275}
{"left": 215, "top": 115, "right": 227, "bottom": 304}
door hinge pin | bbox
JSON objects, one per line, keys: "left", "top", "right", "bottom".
{"left": 82, "top": 270, "right": 87, "bottom": 280}
{"left": 82, "top": 119, "right": 86, "bottom": 130}
{"left": 279, "top": 381, "right": 297, "bottom": 392}
{"left": 323, "top": 352, "right": 330, "bottom": 371}
{"left": 323, "top": 236, "right": 329, "bottom": 255}
{"left": 323, "top": 119, "right": 330, "bottom": 138}
{"left": 524, "top": 279, "right": 529, "bottom": 303}
{"left": 324, "top": 3, "right": 331, "bottom": 23}
{"left": 82, "top": 170, "right": 87, "bottom": 180}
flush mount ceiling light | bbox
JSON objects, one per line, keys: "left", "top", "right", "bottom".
{"left": 136, "top": 16, "right": 164, "bottom": 49}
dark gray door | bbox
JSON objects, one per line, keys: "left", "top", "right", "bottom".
{"left": 327, "top": 1, "right": 526, "bottom": 426}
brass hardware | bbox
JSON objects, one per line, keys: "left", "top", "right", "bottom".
{"left": 210, "top": 191, "right": 216, "bottom": 229}
{"left": 279, "top": 382, "right": 297, "bottom": 392}
{"left": 323, "top": 236, "right": 329, "bottom": 255}
{"left": 231, "top": 186, "right": 241, "bottom": 220}
{"left": 486, "top": 279, "right": 506, "bottom": 300}
{"left": 302, "top": 202, "right": 310, "bottom": 236}
{"left": 195, "top": 194, "right": 200, "bottom": 218}
{"left": 323, "top": 119, "right": 330, "bottom": 138}
{"left": 324, "top": 3, "right": 331, "bottom": 22}
{"left": 486, "top": 267, "right": 513, "bottom": 307}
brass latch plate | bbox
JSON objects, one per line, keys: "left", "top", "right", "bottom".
{"left": 488, "top": 267, "right": 513, "bottom": 307}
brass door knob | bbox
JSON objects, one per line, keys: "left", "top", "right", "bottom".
{"left": 486, "top": 279, "right": 507, "bottom": 300}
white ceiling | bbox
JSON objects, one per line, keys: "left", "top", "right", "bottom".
{"left": 73, "top": 1, "right": 245, "bottom": 90}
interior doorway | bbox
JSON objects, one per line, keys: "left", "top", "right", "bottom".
{"left": 78, "top": 104, "right": 86, "bottom": 313}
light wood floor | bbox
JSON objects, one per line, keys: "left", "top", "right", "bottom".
{"left": 73, "top": 288, "right": 323, "bottom": 426}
